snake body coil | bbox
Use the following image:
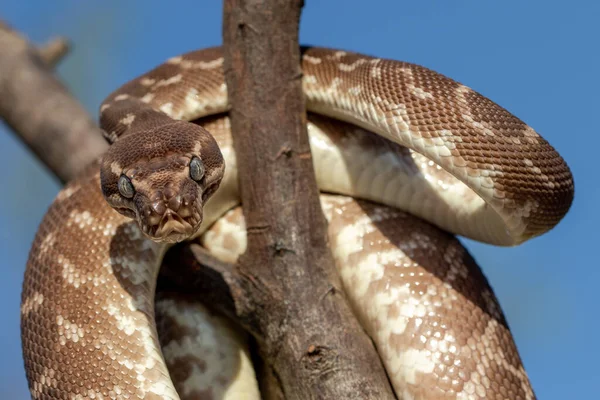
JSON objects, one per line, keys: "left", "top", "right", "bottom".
{"left": 21, "top": 47, "right": 573, "bottom": 399}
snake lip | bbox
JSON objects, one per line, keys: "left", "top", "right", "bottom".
{"left": 114, "top": 206, "right": 136, "bottom": 219}
{"left": 151, "top": 212, "right": 196, "bottom": 243}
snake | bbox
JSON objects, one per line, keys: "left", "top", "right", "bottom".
{"left": 20, "top": 46, "right": 573, "bottom": 399}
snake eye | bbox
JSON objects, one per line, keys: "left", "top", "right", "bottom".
{"left": 189, "top": 156, "right": 205, "bottom": 182}
{"left": 118, "top": 175, "right": 135, "bottom": 198}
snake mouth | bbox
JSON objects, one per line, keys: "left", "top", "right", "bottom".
{"left": 140, "top": 209, "right": 202, "bottom": 243}
{"left": 155, "top": 219, "right": 193, "bottom": 242}
{"left": 110, "top": 193, "right": 204, "bottom": 243}
{"left": 147, "top": 213, "right": 196, "bottom": 243}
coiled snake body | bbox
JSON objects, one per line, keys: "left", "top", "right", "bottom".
{"left": 21, "top": 47, "right": 573, "bottom": 399}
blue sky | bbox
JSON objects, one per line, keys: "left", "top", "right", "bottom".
{"left": 0, "top": 1, "right": 597, "bottom": 398}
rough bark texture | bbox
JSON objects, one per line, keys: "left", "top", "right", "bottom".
{"left": 222, "top": 1, "right": 395, "bottom": 398}
{"left": 0, "top": 21, "right": 107, "bottom": 184}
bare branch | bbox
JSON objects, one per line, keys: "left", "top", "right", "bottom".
{"left": 222, "top": 1, "right": 395, "bottom": 398}
{"left": 0, "top": 20, "right": 106, "bottom": 183}
{"left": 37, "top": 37, "right": 70, "bottom": 67}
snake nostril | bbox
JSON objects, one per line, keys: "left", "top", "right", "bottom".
{"left": 152, "top": 200, "right": 167, "bottom": 215}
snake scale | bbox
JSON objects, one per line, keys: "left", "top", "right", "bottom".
{"left": 21, "top": 47, "right": 573, "bottom": 399}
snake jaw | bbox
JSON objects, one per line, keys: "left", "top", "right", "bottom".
{"left": 136, "top": 186, "right": 204, "bottom": 243}
{"left": 142, "top": 205, "right": 203, "bottom": 243}
{"left": 152, "top": 215, "right": 195, "bottom": 243}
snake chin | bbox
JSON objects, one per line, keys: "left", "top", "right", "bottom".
{"left": 136, "top": 196, "right": 203, "bottom": 243}
{"left": 139, "top": 206, "right": 203, "bottom": 243}
{"left": 114, "top": 202, "right": 202, "bottom": 243}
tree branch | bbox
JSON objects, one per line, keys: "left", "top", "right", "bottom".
{"left": 0, "top": 20, "right": 106, "bottom": 183}
{"left": 222, "top": 1, "right": 395, "bottom": 398}
{"left": 37, "top": 37, "right": 70, "bottom": 67}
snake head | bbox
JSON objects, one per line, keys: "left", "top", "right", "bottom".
{"left": 100, "top": 121, "right": 225, "bottom": 243}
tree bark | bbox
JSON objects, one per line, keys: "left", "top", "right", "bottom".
{"left": 0, "top": 21, "right": 106, "bottom": 184}
{"left": 222, "top": 1, "right": 395, "bottom": 398}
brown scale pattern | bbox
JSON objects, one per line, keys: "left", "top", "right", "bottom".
{"left": 201, "top": 196, "right": 536, "bottom": 399}
{"left": 22, "top": 163, "right": 177, "bottom": 400}
{"left": 323, "top": 197, "right": 534, "bottom": 399}
{"left": 154, "top": 292, "right": 260, "bottom": 399}
{"left": 22, "top": 46, "right": 573, "bottom": 399}
{"left": 300, "top": 47, "right": 574, "bottom": 242}
{"left": 99, "top": 46, "right": 573, "bottom": 244}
